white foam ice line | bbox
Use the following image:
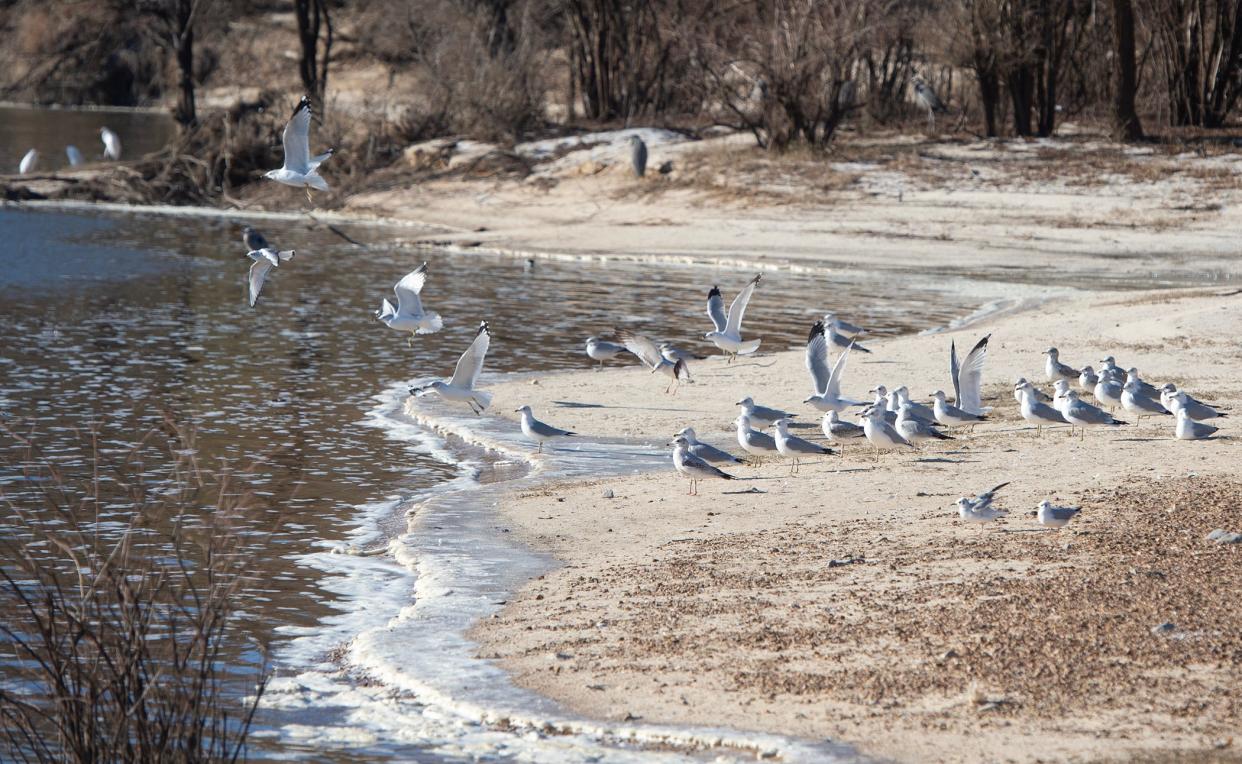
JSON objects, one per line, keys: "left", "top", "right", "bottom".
{"left": 263, "top": 379, "right": 858, "bottom": 762}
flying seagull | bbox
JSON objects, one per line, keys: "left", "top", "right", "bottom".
{"left": 264, "top": 96, "right": 334, "bottom": 201}
{"left": 246, "top": 248, "right": 295, "bottom": 307}
{"left": 803, "top": 321, "right": 865, "bottom": 412}
{"left": 410, "top": 321, "right": 493, "bottom": 414}
{"left": 949, "top": 334, "right": 990, "bottom": 415}
{"left": 705, "top": 274, "right": 762, "bottom": 362}
{"left": 377, "top": 263, "right": 444, "bottom": 343}
{"left": 515, "top": 405, "right": 574, "bottom": 452}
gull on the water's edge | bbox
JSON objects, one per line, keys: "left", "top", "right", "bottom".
{"left": 672, "top": 435, "right": 735, "bottom": 495}
{"left": 264, "top": 96, "right": 334, "bottom": 199}
{"left": 949, "top": 334, "right": 990, "bottom": 415}
{"left": 705, "top": 274, "right": 762, "bottom": 362}
{"left": 737, "top": 396, "right": 794, "bottom": 428}
{"left": 617, "top": 331, "right": 690, "bottom": 394}
{"left": 515, "top": 405, "right": 574, "bottom": 452}
{"left": 377, "top": 262, "right": 443, "bottom": 343}
{"left": 773, "top": 418, "right": 834, "bottom": 474}
{"left": 246, "top": 248, "right": 295, "bottom": 307}
{"left": 100, "top": 126, "right": 121, "bottom": 160}
{"left": 585, "top": 336, "right": 628, "bottom": 369}
{"left": 803, "top": 321, "right": 865, "bottom": 413}
{"left": 410, "top": 321, "right": 493, "bottom": 414}
{"left": 1037, "top": 500, "right": 1081, "bottom": 529}
{"left": 674, "top": 427, "right": 743, "bottom": 464}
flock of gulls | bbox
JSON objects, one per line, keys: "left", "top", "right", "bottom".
{"left": 17, "top": 126, "right": 120, "bottom": 173}
{"left": 120, "top": 95, "right": 1230, "bottom": 532}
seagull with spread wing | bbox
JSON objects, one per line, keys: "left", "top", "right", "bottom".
{"left": 245, "top": 247, "right": 295, "bottom": 307}
{"left": 704, "top": 274, "right": 762, "bottom": 362}
{"left": 264, "top": 96, "right": 334, "bottom": 201}
{"left": 618, "top": 330, "right": 689, "bottom": 394}
{"left": 377, "top": 263, "right": 443, "bottom": 344}
{"left": 410, "top": 321, "right": 493, "bottom": 414}
{"left": 949, "top": 334, "right": 990, "bottom": 416}
{"left": 803, "top": 321, "right": 866, "bottom": 413}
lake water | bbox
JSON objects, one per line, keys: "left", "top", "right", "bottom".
{"left": 0, "top": 105, "right": 177, "bottom": 172}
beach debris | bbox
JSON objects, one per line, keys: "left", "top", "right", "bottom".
{"left": 1206, "top": 528, "right": 1242, "bottom": 544}
{"left": 827, "top": 555, "right": 864, "bottom": 568}
{"left": 602, "top": 488, "right": 614, "bottom": 498}
{"left": 1150, "top": 621, "right": 1176, "bottom": 636}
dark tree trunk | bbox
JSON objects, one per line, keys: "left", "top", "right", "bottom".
{"left": 1110, "top": 0, "right": 1144, "bottom": 140}
{"left": 973, "top": 47, "right": 1000, "bottom": 137}
{"left": 1007, "top": 66, "right": 1035, "bottom": 136}
{"left": 173, "top": 0, "right": 196, "bottom": 128}
{"left": 295, "top": 0, "right": 332, "bottom": 111}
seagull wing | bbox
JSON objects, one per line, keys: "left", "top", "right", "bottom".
{"left": 724, "top": 274, "right": 762, "bottom": 336}
{"left": 448, "top": 322, "right": 490, "bottom": 390}
{"left": 282, "top": 97, "right": 313, "bottom": 174}
{"left": 805, "top": 321, "right": 832, "bottom": 395}
{"left": 950, "top": 340, "right": 961, "bottom": 406}
{"left": 706, "top": 287, "right": 727, "bottom": 333}
{"left": 277, "top": 249, "right": 296, "bottom": 263}
{"left": 248, "top": 258, "right": 275, "bottom": 307}
{"left": 394, "top": 263, "right": 429, "bottom": 316}
{"left": 617, "top": 331, "right": 663, "bottom": 370}
{"left": 956, "top": 334, "right": 991, "bottom": 415}
{"left": 826, "top": 341, "right": 853, "bottom": 399}
{"left": 377, "top": 298, "right": 396, "bottom": 319}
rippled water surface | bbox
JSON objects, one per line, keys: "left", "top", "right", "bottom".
{"left": 0, "top": 105, "right": 176, "bottom": 172}
{"left": 0, "top": 205, "right": 977, "bottom": 758}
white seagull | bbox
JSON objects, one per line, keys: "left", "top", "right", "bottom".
{"left": 1043, "top": 347, "right": 1079, "bottom": 382}
{"left": 1121, "top": 378, "right": 1171, "bottom": 422}
{"left": 1017, "top": 382, "right": 1070, "bottom": 435}
{"left": 1162, "top": 386, "right": 1225, "bottom": 421}
{"left": 822, "top": 312, "right": 865, "bottom": 338}
{"left": 734, "top": 414, "right": 780, "bottom": 463}
{"left": 378, "top": 263, "right": 443, "bottom": 343}
{"left": 18, "top": 149, "right": 37, "bottom": 174}
{"left": 515, "top": 405, "right": 575, "bottom": 452}
{"left": 956, "top": 482, "right": 1010, "bottom": 527}
{"left": 672, "top": 435, "right": 736, "bottom": 495}
{"left": 1037, "top": 500, "right": 1081, "bottom": 529}
{"left": 585, "top": 336, "right": 628, "bottom": 369}
{"left": 618, "top": 331, "right": 689, "bottom": 394}
{"left": 704, "top": 274, "right": 762, "bottom": 362}
{"left": 897, "top": 403, "right": 954, "bottom": 445}
{"left": 1014, "top": 377, "right": 1052, "bottom": 404}
{"left": 931, "top": 390, "right": 985, "bottom": 428}
{"left": 822, "top": 411, "right": 865, "bottom": 444}
{"left": 949, "top": 334, "right": 990, "bottom": 415}
{"left": 246, "top": 248, "right": 295, "bottom": 307}
{"left": 773, "top": 418, "right": 834, "bottom": 473}
{"left": 1061, "top": 390, "right": 1128, "bottom": 437}
{"left": 674, "top": 427, "right": 743, "bottom": 464}
{"left": 803, "top": 321, "right": 865, "bottom": 412}
{"left": 737, "top": 396, "right": 794, "bottom": 428}
{"left": 410, "top": 321, "right": 493, "bottom": 414}
{"left": 100, "top": 127, "right": 121, "bottom": 160}
{"left": 861, "top": 404, "right": 913, "bottom": 458}
{"left": 1174, "top": 407, "right": 1219, "bottom": 440}
{"left": 264, "top": 96, "right": 334, "bottom": 200}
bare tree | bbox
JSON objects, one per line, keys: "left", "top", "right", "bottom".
{"left": 1142, "top": 0, "right": 1242, "bottom": 127}
{"left": 130, "top": 0, "right": 215, "bottom": 128}
{"left": 295, "top": 0, "right": 333, "bottom": 111}
{"left": 1110, "top": 0, "right": 1144, "bottom": 139}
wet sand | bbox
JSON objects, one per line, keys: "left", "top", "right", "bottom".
{"left": 471, "top": 287, "right": 1242, "bottom": 763}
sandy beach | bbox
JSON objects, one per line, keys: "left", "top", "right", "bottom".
{"left": 465, "top": 284, "right": 1242, "bottom": 763}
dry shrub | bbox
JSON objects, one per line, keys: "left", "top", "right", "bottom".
{"left": 0, "top": 416, "right": 268, "bottom": 763}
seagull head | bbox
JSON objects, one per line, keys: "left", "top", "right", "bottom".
{"left": 671, "top": 435, "right": 689, "bottom": 447}
{"left": 675, "top": 426, "right": 694, "bottom": 439}
{"left": 735, "top": 397, "right": 753, "bottom": 408}
{"left": 263, "top": 169, "right": 280, "bottom": 181}
{"left": 1037, "top": 499, "right": 1051, "bottom": 510}
{"left": 514, "top": 405, "right": 532, "bottom": 414}
{"left": 1043, "top": 347, "right": 1057, "bottom": 357}
{"left": 825, "top": 411, "right": 840, "bottom": 422}
{"left": 931, "top": 390, "right": 946, "bottom": 401}
{"left": 774, "top": 418, "right": 791, "bottom": 432}
{"left": 868, "top": 385, "right": 887, "bottom": 396}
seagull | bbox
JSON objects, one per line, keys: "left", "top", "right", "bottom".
{"left": 659, "top": 342, "right": 707, "bottom": 364}
{"left": 1121, "top": 378, "right": 1171, "bottom": 422}
{"left": 913, "top": 75, "right": 948, "bottom": 131}
{"left": 672, "top": 435, "right": 735, "bottom": 495}
{"left": 822, "top": 411, "right": 865, "bottom": 444}
{"left": 515, "top": 405, "right": 574, "bottom": 452}
{"left": 628, "top": 135, "right": 648, "bottom": 178}
{"left": 1124, "top": 368, "right": 1160, "bottom": 399}
{"left": 949, "top": 334, "right": 990, "bottom": 415}
{"left": 586, "top": 336, "right": 628, "bottom": 369}
{"left": 1014, "top": 377, "right": 1052, "bottom": 404}
{"left": 674, "top": 427, "right": 743, "bottom": 464}
{"left": 1098, "top": 356, "right": 1122, "bottom": 377}
{"left": 822, "top": 312, "right": 865, "bottom": 338}
{"left": 737, "top": 396, "right": 794, "bottom": 428}
{"left": 956, "top": 482, "right": 1010, "bottom": 526}
{"left": 734, "top": 414, "right": 780, "bottom": 463}
{"left": 409, "top": 321, "right": 492, "bottom": 414}
{"left": 827, "top": 323, "right": 871, "bottom": 352}
{"left": 1093, "top": 371, "right": 1124, "bottom": 410}
{"left": 1078, "top": 365, "right": 1098, "bottom": 391}
{"left": 866, "top": 387, "right": 898, "bottom": 424}
{"left": 100, "top": 127, "right": 121, "bottom": 160}
{"left": 897, "top": 403, "right": 953, "bottom": 445}
{"left": 1017, "top": 381, "right": 1070, "bottom": 435}
{"left": 704, "top": 275, "right": 762, "bottom": 362}
{"left": 1061, "top": 390, "right": 1128, "bottom": 437}
{"left": 773, "top": 418, "right": 834, "bottom": 473}
{"left": 18, "top": 149, "right": 37, "bottom": 174}
{"left": 892, "top": 387, "right": 938, "bottom": 425}
{"left": 1043, "top": 348, "right": 1080, "bottom": 382}
{"left": 242, "top": 226, "right": 271, "bottom": 251}
{"left": 618, "top": 331, "right": 690, "bottom": 394}
{"left": 246, "top": 248, "right": 295, "bottom": 307}
{"left": 1037, "top": 500, "right": 1081, "bottom": 529}
{"left": 930, "top": 390, "right": 986, "bottom": 428}
{"left": 861, "top": 404, "right": 913, "bottom": 458}
{"left": 264, "top": 96, "right": 334, "bottom": 201}
{"left": 65, "top": 145, "right": 84, "bottom": 167}
{"left": 1174, "top": 407, "right": 1220, "bottom": 440}
{"left": 803, "top": 322, "right": 865, "bottom": 412}
{"left": 377, "top": 263, "right": 443, "bottom": 343}
{"left": 1163, "top": 386, "right": 1226, "bottom": 421}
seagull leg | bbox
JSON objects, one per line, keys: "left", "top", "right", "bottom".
{"left": 305, "top": 186, "right": 313, "bottom": 204}
{"left": 538, "top": 441, "right": 543, "bottom": 453}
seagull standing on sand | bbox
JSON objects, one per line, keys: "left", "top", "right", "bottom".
{"left": 1093, "top": 372, "right": 1124, "bottom": 410}
{"left": 931, "top": 390, "right": 985, "bottom": 429}
{"left": 705, "top": 275, "right": 763, "bottom": 362}
{"left": 737, "top": 396, "right": 794, "bottom": 428}
{"left": 245, "top": 248, "right": 295, "bottom": 307}
{"left": 1061, "top": 390, "right": 1128, "bottom": 437}
{"left": 861, "top": 405, "right": 913, "bottom": 458}
{"left": 949, "top": 334, "right": 990, "bottom": 415}
{"left": 377, "top": 263, "right": 444, "bottom": 343}
{"left": 674, "top": 427, "right": 743, "bottom": 464}
{"left": 264, "top": 96, "right": 334, "bottom": 201}
{"left": 1014, "top": 377, "right": 1052, "bottom": 404}
{"left": 100, "top": 127, "right": 121, "bottom": 160}
{"left": 773, "top": 418, "right": 834, "bottom": 473}
{"left": 1043, "top": 348, "right": 1080, "bottom": 382}
{"left": 410, "top": 321, "right": 493, "bottom": 414}
{"left": 18, "top": 149, "right": 37, "bottom": 174}
{"left": 1161, "top": 385, "right": 1225, "bottom": 421}
{"left": 803, "top": 321, "right": 864, "bottom": 412}
{"left": 515, "top": 405, "right": 574, "bottom": 452}
{"left": 1121, "top": 378, "right": 1171, "bottom": 423}
{"left": 1078, "top": 365, "right": 1098, "bottom": 391}
{"left": 897, "top": 403, "right": 953, "bottom": 445}
{"left": 618, "top": 331, "right": 690, "bottom": 394}
{"left": 734, "top": 414, "right": 780, "bottom": 463}
{"left": 672, "top": 435, "right": 735, "bottom": 495}
{"left": 1174, "top": 407, "right": 1220, "bottom": 440}
{"left": 956, "top": 482, "right": 1010, "bottom": 527}
{"left": 586, "top": 336, "right": 628, "bottom": 369}
{"left": 1037, "top": 500, "right": 1081, "bottom": 529}
{"left": 1017, "top": 381, "right": 1070, "bottom": 435}
{"left": 822, "top": 411, "right": 865, "bottom": 449}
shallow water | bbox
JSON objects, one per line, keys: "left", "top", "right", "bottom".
{"left": 0, "top": 104, "right": 176, "bottom": 172}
